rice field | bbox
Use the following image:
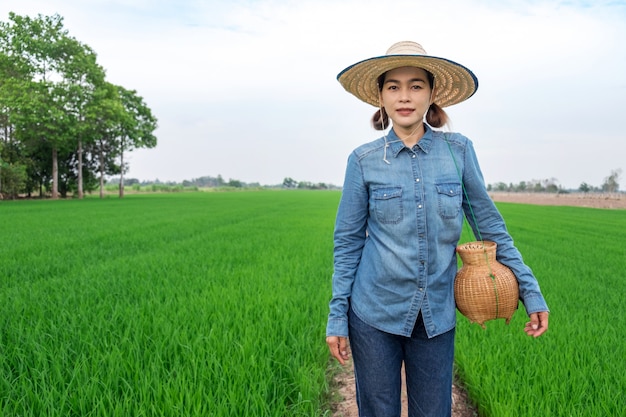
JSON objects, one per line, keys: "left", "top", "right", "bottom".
{"left": 1, "top": 192, "right": 625, "bottom": 416}
{"left": 455, "top": 203, "right": 626, "bottom": 416}
{"left": 0, "top": 192, "right": 336, "bottom": 416}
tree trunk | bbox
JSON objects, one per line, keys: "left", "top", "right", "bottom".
{"left": 77, "top": 139, "right": 84, "bottom": 199}
{"left": 98, "top": 141, "right": 105, "bottom": 199}
{"left": 119, "top": 148, "right": 125, "bottom": 198}
{"left": 52, "top": 146, "right": 59, "bottom": 199}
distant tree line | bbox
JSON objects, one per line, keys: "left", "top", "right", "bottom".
{"left": 108, "top": 175, "right": 263, "bottom": 189}
{"left": 181, "top": 175, "right": 262, "bottom": 189}
{"left": 0, "top": 13, "right": 157, "bottom": 200}
{"left": 281, "top": 177, "right": 337, "bottom": 190}
{"left": 103, "top": 175, "right": 340, "bottom": 191}
{"left": 488, "top": 169, "right": 622, "bottom": 194}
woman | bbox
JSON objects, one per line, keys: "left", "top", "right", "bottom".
{"left": 326, "top": 41, "right": 549, "bottom": 417}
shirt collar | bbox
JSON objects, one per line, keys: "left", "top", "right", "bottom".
{"left": 386, "top": 124, "right": 434, "bottom": 159}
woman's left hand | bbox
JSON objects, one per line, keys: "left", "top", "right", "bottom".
{"left": 524, "top": 311, "right": 549, "bottom": 337}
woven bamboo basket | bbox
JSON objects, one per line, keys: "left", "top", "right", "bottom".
{"left": 454, "top": 241, "right": 519, "bottom": 328}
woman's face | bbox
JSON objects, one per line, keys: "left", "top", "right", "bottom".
{"left": 379, "top": 66, "right": 433, "bottom": 133}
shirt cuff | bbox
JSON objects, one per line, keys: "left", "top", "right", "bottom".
{"left": 521, "top": 294, "right": 550, "bottom": 315}
{"left": 326, "top": 317, "right": 349, "bottom": 338}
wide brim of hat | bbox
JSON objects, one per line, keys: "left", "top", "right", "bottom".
{"left": 337, "top": 54, "right": 478, "bottom": 108}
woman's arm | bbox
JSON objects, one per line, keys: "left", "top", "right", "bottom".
{"left": 460, "top": 138, "right": 550, "bottom": 323}
{"left": 326, "top": 152, "right": 369, "bottom": 338}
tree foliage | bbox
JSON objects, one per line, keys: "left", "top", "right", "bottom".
{"left": 601, "top": 169, "right": 621, "bottom": 193}
{"left": 114, "top": 86, "right": 157, "bottom": 198}
{"left": 0, "top": 12, "right": 157, "bottom": 199}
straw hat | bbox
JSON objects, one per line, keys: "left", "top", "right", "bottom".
{"left": 337, "top": 41, "right": 478, "bottom": 108}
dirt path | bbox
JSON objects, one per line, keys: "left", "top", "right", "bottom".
{"left": 330, "top": 192, "right": 624, "bottom": 417}
{"left": 489, "top": 192, "right": 626, "bottom": 209}
{"left": 331, "top": 351, "right": 479, "bottom": 417}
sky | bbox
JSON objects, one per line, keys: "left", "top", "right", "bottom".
{"left": 1, "top": 0, "right": 625, "bottom": 189}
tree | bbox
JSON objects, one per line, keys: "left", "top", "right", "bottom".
{"left": 579, "top": 182, "right": 591, "bottom": 193}
{"left": 84, "top": 82, "right": 126, "bottom": 198}
{"left": 493, "top": 182, "right": 508, "bottom": 192}
{"left": 601, "top": 169, "right": 622, "bottom": 193}
{"left": 0, "top": 13, "right": 127, "bottom": 199}
{"left": 0, "top": 24, "right": 33, "bottom": 197}
{"left": 227, "top": 178, "right": 243, "bottom": 188}
{"left": 0, "top": 159, "right": 26, "bottom": 199}
{"left": 283, "top": 177, "right": 297, "bottom": 188}
{"left": 60, "top": 39, "right": 106, "bottom": 199}
{"left": 2, "top": 13, "right": 156, "bottom": 199}
{"left": 114, "top": 86, "right": 157, "bottom": 198}
{"left": 0, "top": 13, "right": 90, "bottom": 198}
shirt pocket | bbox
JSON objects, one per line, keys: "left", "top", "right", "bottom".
{"left": 371, "top": 186, "right": 403, "bottom": 224}
{"left": 435, "top": 183, "right": 463, "bottom": 219}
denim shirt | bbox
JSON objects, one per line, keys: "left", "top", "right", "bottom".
{"left": 326, "top": 125, "right": 549, "bottom": 338}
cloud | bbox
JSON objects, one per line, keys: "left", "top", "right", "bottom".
{"left": 1, "top": 0, "right": 625, "bottom": 188}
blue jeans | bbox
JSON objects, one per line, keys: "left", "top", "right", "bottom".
{"left": 348, "top": 307, "right": 455, "bottom": 417}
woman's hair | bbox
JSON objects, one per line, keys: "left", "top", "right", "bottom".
{"left": 371, "top": 69, "right": 449, "bottom": 130}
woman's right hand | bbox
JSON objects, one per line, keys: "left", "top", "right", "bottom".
{"left": 326, "top": 336, "right": 350, "bottom": 365}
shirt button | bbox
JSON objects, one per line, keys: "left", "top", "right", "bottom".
{"left": 415, "top": 178, "right": 420, "bottom": 182}
{"left": 412, "top": 154, "right": 416, "bottom": 158}
{"left": 418, "top": 205, "right": 422, "bottom": 209}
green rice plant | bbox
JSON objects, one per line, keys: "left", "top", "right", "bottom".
{"left": 0, "top": 192, "right": 338, "bottom": 416}
{"left": 455, "top": 203, "right": 626, "bottom": 417}
{"left": 2, "top": 193, "right": 624, "bottom": 416}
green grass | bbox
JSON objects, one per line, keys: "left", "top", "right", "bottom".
{"left": 1, "top": 193, "right": 625, "bottom": 416}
